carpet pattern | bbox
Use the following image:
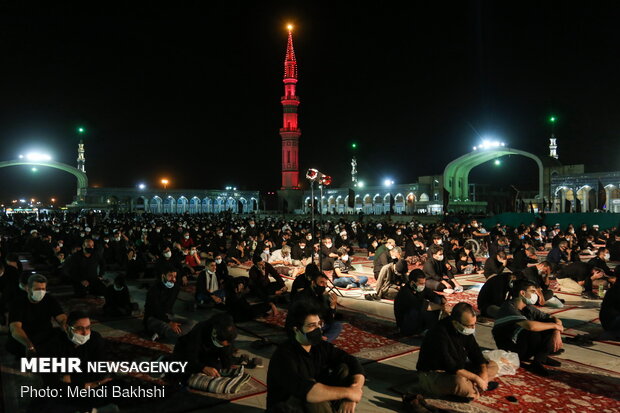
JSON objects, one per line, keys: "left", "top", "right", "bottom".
{"left": 393, "top": 359, "right": 620, "bottom": 413}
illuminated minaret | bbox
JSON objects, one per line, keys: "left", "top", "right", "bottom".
{"left": 280, "top": 24, "right": 300, "bottom": 189}
{"left": 77, "top": 139, "right": 86, "bottom": 172}
{"left": 549, "top": 134, "right": 558, "bottom": 159}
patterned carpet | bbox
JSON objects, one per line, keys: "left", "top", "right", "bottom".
{"left": 392, "top": 359, "right": 620, "bottom": 413}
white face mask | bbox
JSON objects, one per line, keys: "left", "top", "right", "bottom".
{"left": 416, "top": 285, "right": 425, "bottom": 292}
{"left": 454, "top": 321, "right": 475, "bottom": 336}
{"left": 604, "top": 253, "right": 610, "bottom": 261}
{"left": 524, "top": 292, "right": 538, "bottom": 305}
{"left": 436, "top": 239, "right": 443, "bottom": 245}
{"left": 184, "top": 235, "right": 190, "bottom": 239}
{"left": 69, "top": 330, "right": 90, "bottom": 346}
{"left": 215, "top": 258, "right": 222, "bottom": 264}
{"left": 114, "top": 285, "right": 124, "bottom": 292}
{"left": 341, "top": 255, "right": 349, "bottom": 262}
{"left": 386, "top": 245, "right": 394, "bottom": 250}
{"left": 31, "top": 290, "right": 46, "bottom": 302}
{"left": 163, "top": 251, "right": 172, "bottom": 258}
{"left": 434, "top": 254, "right": 444, "bottom": 261}
{"left": 325, "top": 243, "right": 332, "bottom": 248}
{"left": 190, "top": 250, "right": 196, "bottom": 255}
{"left": 212, "top": 331, "right": 224, "bottom": 348}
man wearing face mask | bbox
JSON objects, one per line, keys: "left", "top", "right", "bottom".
{"left": 293, "top": 272, "right": 342, "bottom": 342}
{"left": 292, "top": 238, "right": 313, "bottom": 266}
{"left": 521, "top": 261, "right": 564, "bottom": 308}
{"left": 172, "top": 313, "right": 237, "bottom": 382}
{"left": 477, "top": 273, "right": 519, "bottom": 319}
{"left": 7, "top": 274, "right": 66, "bottom": 357}
{"left": 417, "top": 302, "right": 499, "bottom": 401}
{"left": 492, "top": 280, "right": 564, "bottom": 376}
{"left": 373, "top": 238, "right": 396, "bottom": 278}
{"left": 249, "top": 256, "right": 287, "bottom": 305}
{"left": 195, "top": 259, "right": 226, "bottom": 308}
{"left": 587, "top": 247, "right": 615, "bottom": 278}
{"left": 394, "top": 270, "right": 444, "bottom": 336}
{"left": 320, "top": 236, "right": 339, "bottom": 271}
{"left": 144, "top": 265, "right": 196, "bottom": 343}
{"left": 103, "top": 276, "right": 136, "bottom": 317}
{"left": 65, "top": 239, "right": 106, "bottom": 298}
{"left": 423, "top": 245, "right": 461, "bottom": 292}
{"left": 267, "top": 300, "right": 365, "bottom": 412}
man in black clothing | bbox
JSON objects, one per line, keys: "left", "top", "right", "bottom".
{"left": 248, "top": 256, "right": 288, "bottom": 306}
{"left": 144, "top": 265, "right": 195, "bottom": 342}
{"left": 509, "top": 246, "right": 538, "bottom": 274}
{"left": 0, "top": 260, "right": 20, "bottom": 324}
{"left": 320, "top": 237, "right": 339, "bottom": 270}
{"left": 394, "top": 270, "right": 444, "bottom": 335}
{"left": 477, "top": 273, "right": 518, "bottom": 318}
{"left": 172, "top": 313, "right": 237, "bottom": 382}
{"left": 64, "top": 239, "right": 106, "bottom": 297}
{"left": 266, "top": 300, "right": 365, "bottom": 413}
{"left": 588, "top": 247, "right": 616, "bottom": 278}
{"left": 103, "top": 275, "right": 136, "bottom": 317}
{"left": 293, "top": 271, "right": 342, "bottom": 342}
{"left": 483, "top": 251, "right": 510, "bottom": 279}
{"left": 423, "top": 245, "right": 460, "bottom": 292}
{"left": 291, "top": 238, "right": 313, "bottom": 266}
{"left": 417, "top": 302, "right": 498, "bottom": 400}
{"left": 557, "top": 261, "right": 607, "bottom": 299}
{"left": 522, "top": 261, "right": 563, "bottom": 308}
{"left": 373, "top": 238, "right": 395, "bottom": 278}
{"left": 492, "top": 280, "right": 564, "bottom": 376}
{"left": 600, "top": 280, "right": 620, "bottom": 340}
{"left": 7, "top": 274, "right": 66, "bottom": 357}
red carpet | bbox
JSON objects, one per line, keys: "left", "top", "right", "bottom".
{"left": 393, "top": 359, "right": 620, "bottom": 412}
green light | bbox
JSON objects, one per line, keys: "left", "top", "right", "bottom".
{"left": 494, "top": 160, "right": 501, "bottom": 166}
{"left": 31, "top": 167, "right": 37, "bottom": 172}
{"left": 77, "top": 127, "right": 85, "bottom": 133}
{"left": 351, "top": 143, "right": 357, "bottom": 149}
{"left": 549, "top": 116, "right": 556, "bottom": 123}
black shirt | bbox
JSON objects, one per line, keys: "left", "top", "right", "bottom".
{"left": 477, "top": 273, "right": 512, "bottom": 317}
{"left": 266, "top": 338, "right": 364, "bottom": 410}
{"left": 492, "top": 299, "right": 551, "bottom": 348}
{"left": 394, "top": 286, "right": 441, "bottom": 329}
{"left": 46, "top": 329, "right": 107, "bottom": 387}
{"left": 600, "top": 281, "right": 620, "bottom": 330}
{"left": 143, "top": 280, "right": 180, "bottom": 325}
{"left": 173, "top": 319, "right": 233, "bottom": 375}
{"left": 8, "top": 292, "right": 64, "bottom": 348}
{"left": 416, "top": 317, "right": 487, "bottom": 374}
{"left": 557, "top": 261, "right": 590, "bottom": 282}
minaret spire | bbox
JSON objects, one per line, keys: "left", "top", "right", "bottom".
{"left": 280, "top": 24, "right": 301, "bottom": 189}
{"left": 77, "top": 139, "right": 86, "bottom": 172}
{"left": 549, "top": 134, "right": 558, "bottom": 159}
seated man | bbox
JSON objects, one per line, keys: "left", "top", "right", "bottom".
{"left": 291, "top": 238, "right": 313, "bottom": 267}
{"left": 423, "top": 245, "right": 461, "bottom": 292}
{"left": 521, "top": 261, "right": 563, "bottom": 308}
{"left": 394, "top": 269, "right": 444, "bottom": 336}
{"left": 546, "top": 240, "right": 570, "bottom": 267}
{"left": 320, "top": 237, "right": 339, "bottom": 271}
{"left": 483, "top": 251, "right": 510, "bottom": 279}
{"left": 477, "top": 272, "right": 518, "bottom": 319}
{"left": 65, "top": 239, "right": 107, "bottom": 297}
{"left": 266, "top": 300, "right": 365, "bottom": 413}
{"left": 455, "top": 250, "right": 480, "bottom": 275}
{"left": 492, "top": 280, "right": 564, "bottom": 376}
{"left": 195, "top": 259, "right": 226, "bottom": 308}
{"left": 248, "top": 256, "right": 288, "bottom": 305}
{"left": 587, "top": 247, "right": 617, "bottom": 280}
{"left": 39, "top": 311, "right": 121, "bottom": 412}
{"left": 333, "top": 247, "right": 368, "bottom": 289}
{"left": 172, "top": 313, "right": 237, "bottom": 382}
{"left": 7, "top": 274, "right": 66, "bottom": 357}
{"left": 103, "top": 275, "right": 136, "bottom": 317}
{"left": 600, "top": 278, "right": 620, "bottom": 340}
{"left": 509, "top": 245, "right": 539, "bottom": 274}
{"left": 269, "top": 245, "right": 301, "bottom": 277}
{"left": 416, "top": 302, "right": 499, "bottom": 401}
{"left": 293, "top": 271, "right": 342, "bottom": 342}
{"left": 144, "top": 264, "right": 196, "bottom": 343}
{"left": 375, "top": 247, "right": 408, "bottom": 299}
{"left": 373, "top": 238, "right": 396, "bottom": 278}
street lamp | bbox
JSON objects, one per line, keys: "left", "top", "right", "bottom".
{"left": 494, "top": 159, "right": 501, "bottom": 166}
{"left": 138, "top": 183, "right": 146, "bottom": 190}
{"left": 161, "top": 179, "right": 169, "bottom": 189}
{"left": 356, "top": 180, "right": 365, "bottom": 188}
{"left": 383, "top": 178, "right": 394, "bottom": 187}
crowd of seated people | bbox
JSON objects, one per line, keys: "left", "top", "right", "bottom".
{"left": 0, "top": 211, "right": 619, "bottom": 412}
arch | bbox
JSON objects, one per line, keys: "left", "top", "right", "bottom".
{"left": 163, "top": 196, "right": 176, "bottom": 214}
{"left": 576, "top": 185, "right": 592, "bottom": 213}
{"left": 226, "top": 197, "right": 237, "bottom": 213}
{"left": 214, "top": 197, "right": 225, "bottom": 213}
{"left": 354, "top": 195, "right": 362, "bottom": 211}
{"left": 383, "top": 193, "right": 392, "bottom": 214}
{"left": 0, "top": 159, "right": 88, "bottom": 198}
{"left": 149, "top": 196, "right": 162, "bottom": 214}
{"left": 250, "top": 197, "right": 259, "bottom": 212}
{"left": 176, "top": 196, "right": 189, "bottom": 214}
{"left": 189, "top": 196, "right": 201, "bottom": 214}
{"left": 406, "top": 192, "right": 416, "bottom": 214}
{"left": 304, "top": 197, "right": 312, "bottom": 214}
{"left": 239, "top": 197, "right": 249, "bottom": 213}
{"left": 202, "top": 197, "right": 213, "bottom": 213}
{"left": 320, "top": 196, "right": 328, "bottom": 214}
{"left": 336, "top": 195, "right": 345, "bottom": 214}
{"left": 394, "top": 193, "right": 405, "bottom": 214}
{"left": 373, "top": 194, "right": 383, "bottom": 215}
{"left": 327, "top": 196, "right": 336, "bottom": 214}
{"left": 443, "top": 147, "right": 544, "bottom": 201}
{"left": 419, "top": 193, "right": 430, "bottom": 202}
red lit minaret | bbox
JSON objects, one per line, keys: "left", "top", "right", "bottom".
{"left": 280, "top": 25, "right": 301, "bottom": 189}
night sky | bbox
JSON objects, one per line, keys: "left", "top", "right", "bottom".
{"left": 1, "top": 2, "right": 620, "bottom": 205}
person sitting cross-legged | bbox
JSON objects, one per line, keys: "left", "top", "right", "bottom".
{"left": 492, "top": 279, "right": 564, "bottom": 377}
{"left": 195, "top": 259, "right": 226, "bottom": 308}
{"left": 423, "top": 245, "right": 462, "bottom": 293}
{"left": 416, "top": 302, "right": 499, "bottom": 401}
{"left": 394, "top": 269, "right": 445, "bottom": 336}
{"left": 521, "top": 261, "right": 564, "bottom": 308}
{"left": 333, "top": 247, "right": 368, "bottom": 289}
{"left": 266, "top": 300, "right": 365, "bottom": 413}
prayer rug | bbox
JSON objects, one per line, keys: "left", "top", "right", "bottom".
{"left": 391, "top": 359, "right": 620, "bottom": 413}
{"left": 260, "top": 310, "right": 419, "bottom": 363}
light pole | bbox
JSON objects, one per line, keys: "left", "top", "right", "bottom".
{"left": 161, "top": 179, "right": 169, "bottom": 189}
